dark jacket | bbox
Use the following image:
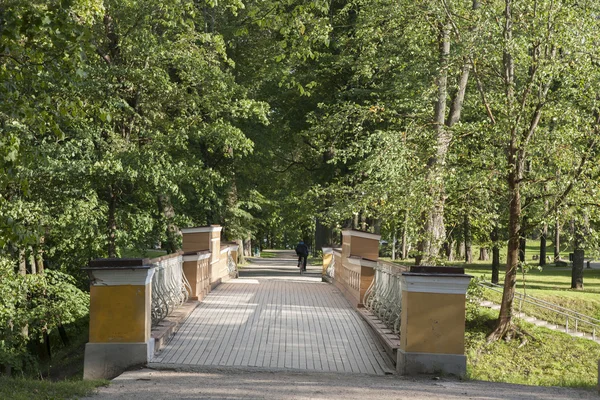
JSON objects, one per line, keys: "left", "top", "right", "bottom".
{"left": 295, "top": 242, "right": 309, "bottom": 257}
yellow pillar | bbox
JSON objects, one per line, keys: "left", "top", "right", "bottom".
{"left": 83, "top": 259, "right": 155, "bottom": 380}
{"left": 322, "top": 247, "right": 333, "bottom": 277}
{"left": 397, "top": 266, "right": 472, "bottom": 376}
{"left": 341, "top": 229, "right": 380, "bottom": 260}
{"left": 181, "top": 226, "right": 222, "bottom": 286}
{"left": 183, "top": 251, "right": 211, "bottom": 300}
{"left": 341, "top": 230, "right": 380, "bottom": 305}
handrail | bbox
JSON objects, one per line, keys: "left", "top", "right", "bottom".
{"left": 478, "top": 280, "right": 599, "bottom": 339}
{"left": 150, "top": 253, "right": 191, "bottom": 326}
{"left": 363, "top": 260, "right": 408, "bottom": 335}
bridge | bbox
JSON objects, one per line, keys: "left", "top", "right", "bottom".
{"left": 151, "top": 251, "right": 394, "bottom": 375}
{"left": 82, "top": 227, "right": 471, "bottom": 380}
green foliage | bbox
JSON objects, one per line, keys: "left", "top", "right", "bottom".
{"left": 466, "top": 276, "right": 484, "bottom": 321}
{"left": 0, "top": 259, "right": 89, "bottom": 372}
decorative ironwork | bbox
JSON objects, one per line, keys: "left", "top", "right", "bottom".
{"left": 151, "top": 255, "right": 191, "bottom": 326}
{"left": 363, "top": 261, "right": 408, "bottom": 335}
{"left": 325, "top": 253, "right": 335, "bottom": 279}
{"left": 227, "top": 250, "right": 238, "bottom": 278}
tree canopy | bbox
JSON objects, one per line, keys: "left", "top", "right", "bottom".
{"left": 2, "top": 0, "right": 600, "bottom": 362}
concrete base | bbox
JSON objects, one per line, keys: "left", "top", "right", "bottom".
{"left": 397, "top": 349, "right": 466, "bottom": 377}
{"left": 83, "top": 340, "right": 154, "bottom": 380}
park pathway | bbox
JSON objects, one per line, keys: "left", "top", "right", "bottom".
{"left": 150, "top": 251, "right": 394, "bottom": 375}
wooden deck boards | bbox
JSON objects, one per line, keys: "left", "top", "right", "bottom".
{"left": 152, "top": 276, "right": 394, "bottom": 375}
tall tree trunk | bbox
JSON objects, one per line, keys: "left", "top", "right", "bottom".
{"left": 490, "top": 0, "right": 519, "bottom": 341}
{"left": 457, "top": 240, "right": 465, "bottom": 259}
{"left": 373, "top": 219, "right": 381, "bottom": 235}
{"left": 236, "top": 239, "right": 245, "bottom": 264}
{"left": 539, "top": 223, "right": 547, "bottom": 266}
{"left": 159, "top": 195, "right": 179, "bottom": 254}
{"left": 35, "top": 246, "right": 44, "bottom": 274}
{"left": 539, "top": 194, "right": 548, "bottom": 266}
{"left": 29, "top": 246, "right": 36, "bottom": 274}
{"left": 491, "top": 226, "right": 500, "bottom": 284}
{"left": 401, "top": 211, "right": 408, "bottom": 259}
{"left": 443, "top": 238, "right": 455, "bottom": 261}
{"left": 554, "top": 218, "right": 561, "bottom": 261}
{"left": 479, "top": 248, "right": 489, "bottom": 261}
{"left": 490, "top": 167, "right": 520, "bottom": 340}
{"left": 107, "top": 186, "right": 117, "bottom": 258}
{"left": 315, "top": 218, "right": 327, "bottom": 253}
{"left": 571, "top": 221, "right": 584, "bottom": 289}
{"left": 243, "top": 237, "right": 251, "bottom": 257}
{"left": 464, "top": 214, "right": 473, "bottom": 263}
{"left": 391, "top": 230, "right": 396, "bottom": 261}
{"left": 19, "top": 249, "right": 27, "bottom": 275}
{"left": 417, "top": 21, "right": 451, "bottom": 265}
{"left": 571, "top": 249, "right": 584, "bottom": 289}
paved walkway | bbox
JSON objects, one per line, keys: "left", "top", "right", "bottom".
{"left": 85, "top": 368, "right": 598, "bottom": 399}
{"left": 150, "top": 253, "right": 394, "bottom": 375}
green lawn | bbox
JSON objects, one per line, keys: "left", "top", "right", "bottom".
{"left": 466, "top": 307, "right": 600, "bottom": 388}
{"left": 0, "top": 377, "right": 106, "bottom": 400}
{"left": 120, "top": 248, "right": 168, "bottom": 258}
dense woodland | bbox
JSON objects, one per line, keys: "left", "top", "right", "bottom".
{"left": 2, "top": 0, "right": 600, "bottom": 371}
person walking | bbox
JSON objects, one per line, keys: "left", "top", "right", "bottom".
{"left": 295, "top": 240, "right": 309, "bottom": 272}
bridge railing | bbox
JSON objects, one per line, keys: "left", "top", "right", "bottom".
{"left": 363, "top": 260, "right": 409, "bottom": 335}
{"left": 84, "top": 224, "right": 239, "bottom": 380}
{"left": 149, "top": 252, "right": 191, "bottom": 326}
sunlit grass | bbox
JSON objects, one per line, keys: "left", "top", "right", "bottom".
{"left": 466, "top": 307, "right": 600, "bottom": 389}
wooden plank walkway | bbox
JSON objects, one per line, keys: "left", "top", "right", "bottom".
{"left": 151, "top": 259, "right": 394, "bottom": 375}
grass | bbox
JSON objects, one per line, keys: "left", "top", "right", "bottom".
{"left": 120, "top": 248, "right": 168, "bottom": 258}
{"left": 387, "top": 240, "right": 600, "bottom": 328}
{"left": 466, "top": 307, "right": 600, "bottom": 388}
{"left": 0, "top": 377, "right": 106, "bottom": 400}
{"left": 0, "top": 317, "right": 108, "bottom": 399}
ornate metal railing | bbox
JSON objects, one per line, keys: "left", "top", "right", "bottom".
{"left": 150, "top": 253, "right": 191, "bottom": 326}
{"left": 363, "top": 260, "right": 409, "bottom": 335}
{"left": 227, "top": 249, "right": 238, "bottom": 277}
{"left": 325, "top": 250, "right": 337, "bottom": 279}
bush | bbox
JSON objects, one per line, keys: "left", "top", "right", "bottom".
{"left": 0, "top": 259, "right": 89, "bottom": 373}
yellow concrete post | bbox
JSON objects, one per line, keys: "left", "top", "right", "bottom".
{"left": 181, "top": 226, "right": 222, "bottom": 287}
{"left": 397, "top": 266, "right": 472, "bottom": 376}
{"left": 182, "top": 251, "right": 211, "bottom": 300}
{"left": 341, "top": 229, "right": 380, "bottom": 261}
{"left": 83, "top": 259, "right": 155, "bottom": 380}
{"left": 322, "top": 247, "right": 333, "bottom": 277}
{"left": 341, "top": 230, "right": 380, "bottom": 305}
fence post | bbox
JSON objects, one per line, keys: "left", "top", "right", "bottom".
{"left": 341, "top": 230, "right": 380, "bottom": 306}
{"left": 181, "top": 226, "right": 222, "bottom": 287}
{"left": 341, "top": 229, "right": 380, "bottom": 261}
{"left": 182, "top": 251, "right": 211, "bottom": 300}
{"left": 397, "top": 266, "right": 472, "bottom": 377}
{"left": 322, "top": 247, "right": 333, "bottom": 277}
{"left": 82, "top": 259, "right": 155, "bottom": 380}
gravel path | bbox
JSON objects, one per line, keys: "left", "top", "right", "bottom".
{"left": 84, "top": 366, "right": 598, "bottom": 400}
